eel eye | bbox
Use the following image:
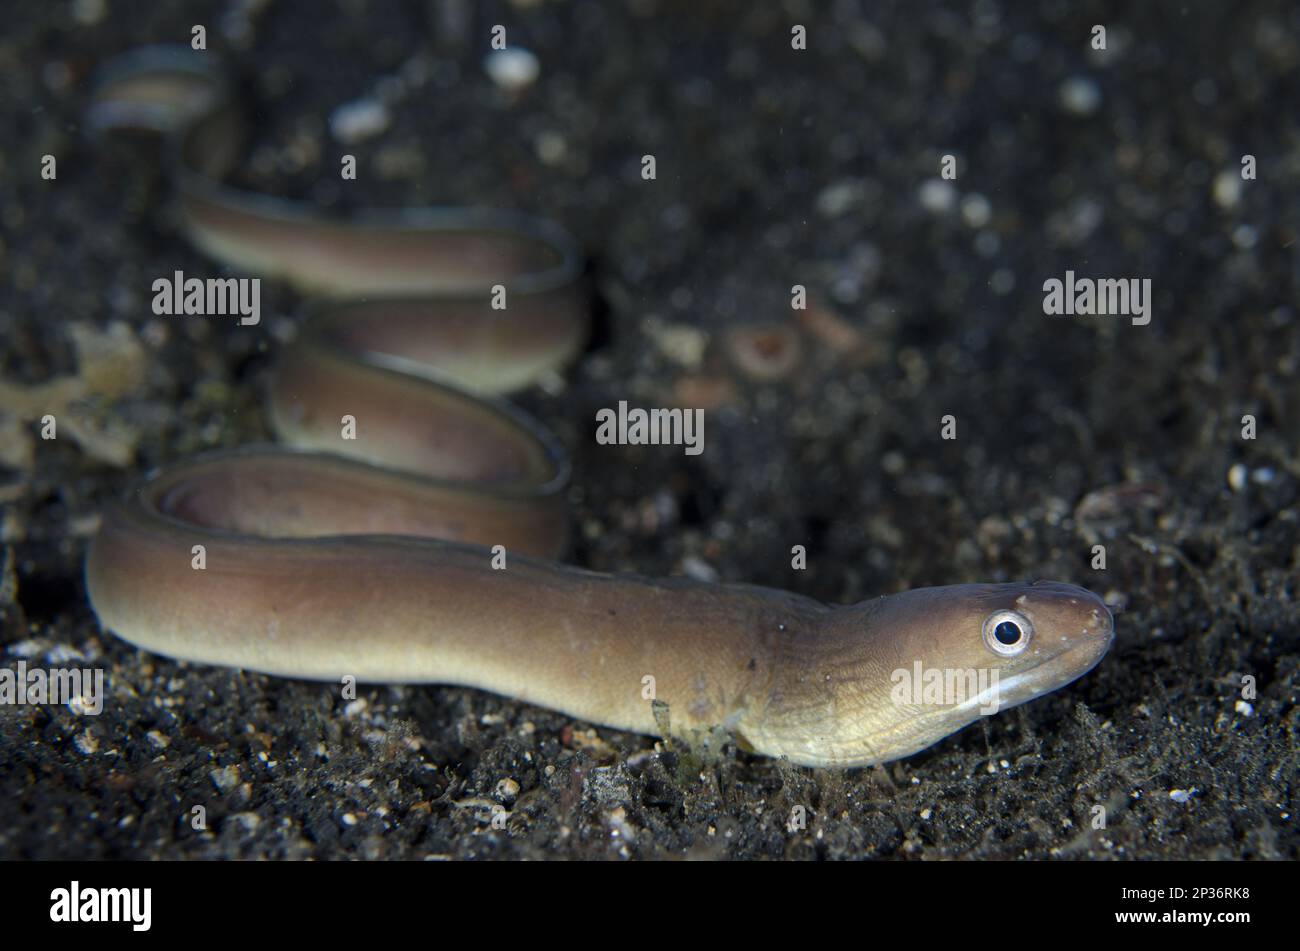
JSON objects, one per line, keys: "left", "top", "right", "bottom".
{"left": 982, "top": 610, "right": 1033, "bottom": 657}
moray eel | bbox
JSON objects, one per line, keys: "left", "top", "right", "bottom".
{"left": 83, "top": 48, "right": 1114, "bottom": 768}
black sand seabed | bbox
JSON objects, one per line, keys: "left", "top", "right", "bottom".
{"left": 0, "top": 1, "right": 1296, "bottom": 860}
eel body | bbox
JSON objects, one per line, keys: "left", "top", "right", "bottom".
{"left": 84, "top": 48, "right": 1114, "bottom": 768}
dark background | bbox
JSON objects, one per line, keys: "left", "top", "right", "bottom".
{"left": 0, "top": 0, "right": 1296, "bottom": 858}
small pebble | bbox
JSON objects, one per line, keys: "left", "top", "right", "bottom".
{"left": 330, "top": 98, "right": 391, "bottom": 144}
{"left": 960, "top": 193, "right": 992, "bottom": 228}
{"left": 484, "top": 48, "right": 540, "bottom": 94}
{"left": 210, "top": 765, "right": 240, "bottom": 792}
{"left": 1059, "top": 76, "right": 1101, "bottom": 115}
{"left": 681, "top": 555, "right": 719, "bottom": 583}
{"left": 917, "top": 178, "right": 957, "bottom": 214}
{"left": 989, "top": 268, "right": 1015, "bottom": 295}
{"left": 232, "top": 812, "right": 262, "bottom": 833}
{"left": 1227, "top": 463, "right": 1247, "bottom": 492}
{"left": 1212, "top": 170, "right": 1243, "bottom": 210}
{"left": 645, "top": 320, "right": 708, "bottom": 368}
{"left": 72, "top": 0, "right": 107, "bottom": 26}
{"left": 816, "top": 180, "right": 863, "bottom": 218}
{"left": 535, "top": 130, "right": 567, "bottom": 165}
{"left": 46, "top": 645, "right": 86, "bottom": 664}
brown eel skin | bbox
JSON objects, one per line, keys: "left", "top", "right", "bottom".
{"left": 84, "top": 47, "right": 1114, "bottom": 768}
